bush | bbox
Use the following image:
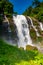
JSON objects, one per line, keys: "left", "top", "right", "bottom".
{"left": 35, "top": 11, "right": 43, "bottom": 22}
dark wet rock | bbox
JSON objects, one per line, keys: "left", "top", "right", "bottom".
{"left": 2, "top": 16, "right": 19, "bottom": 43}
{"left": 26, "top": 16, "right": 32, "bottom": 29}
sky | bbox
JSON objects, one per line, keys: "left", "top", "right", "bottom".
{"left": 9, "top": 0, "right": 42, "bottom": 14}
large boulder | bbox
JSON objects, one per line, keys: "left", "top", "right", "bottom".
{"left": 26, "top": 45, "right": 38, "bottom": 51}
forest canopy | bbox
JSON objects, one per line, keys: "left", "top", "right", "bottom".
{"left": 0, "top": 0, "right": 13, "bottom": 16}
{"left": 23, "top": 0, "right": 43, "bottom": 22}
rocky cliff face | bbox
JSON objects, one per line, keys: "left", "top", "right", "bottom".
{"left": 1, "top": 15, "right": 43, "bottom": 52}
{"left": 26, "top": 16, "right": 43, "bottom": 52}
{"left": 2, "top": 15, "right": 18, "bottom": 45}
{"left": 26, "top": 16, "right": 43, "bottom": 43}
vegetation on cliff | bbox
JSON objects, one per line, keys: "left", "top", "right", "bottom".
{"left": 23, "top": 0, "right": 43, "bottom": 22}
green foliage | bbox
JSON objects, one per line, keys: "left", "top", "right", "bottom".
{"left": 4, "top": 2, "right": 13, "bottom": 15}
{"left": 32, "top": 7, "right": 39, "bottom": 14}
{"left": 36, "top": 11, "right": 43, "bottom": 22}
{"left": 30, "top": 28, "right": 37, "bottom": 42}
{"left": 0, "top": 39, "right": 43, "bottom": 65}
{"left": 23, "top": 1, "right": 43, "bottom": 22}
{"left": 37, "top": 37, "right": 43, "bottom": 42}
{"left": 32, "top": 0, "right": 40, "bottom": 7}
{"left": 23, "top": 6, "right": 32, "bottom": 16}
{"left": 0, "top": 0, "right": 13, "bottom": 18}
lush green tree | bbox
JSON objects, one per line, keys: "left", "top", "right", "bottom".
{"left": 32, "top": 0, "right": 40, "bottom": 7}
{"left": 0, "top": 0, "right": 13, "bottom": 16}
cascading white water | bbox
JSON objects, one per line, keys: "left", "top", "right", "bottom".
{"left": 39, "top": 22, "right": 43, "bottom": 31}
{"left": 13, "top": 15, "right": 34, "bottom": 49}
{"left": 28, "top": 17, "right": 40, "bottom": 37}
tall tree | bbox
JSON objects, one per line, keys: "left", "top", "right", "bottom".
{"left": 0, "top": 0, "right": 13, "bottom": 16}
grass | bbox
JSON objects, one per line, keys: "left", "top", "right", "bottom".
{"left": 0, "top": 39, "right": 43, "bottom": 65}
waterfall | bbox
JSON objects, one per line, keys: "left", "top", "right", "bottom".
{"left": 3, "top": 15, "right": 43, "bottom": 51}
{"left": 39, "top": 22, "right": 43, "bottom": 31}
{"left": 13, "top": 15, "right": 34, "bottom": 49}
{"left": 28, "top": 17, "right": 40, "bottom": 37}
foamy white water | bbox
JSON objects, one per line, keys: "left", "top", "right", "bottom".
{"left": 13, "top": 15, "right": 34, "bottom": 49}
{"left": 39, "top": 22, "right": 43, "bottom": 31}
